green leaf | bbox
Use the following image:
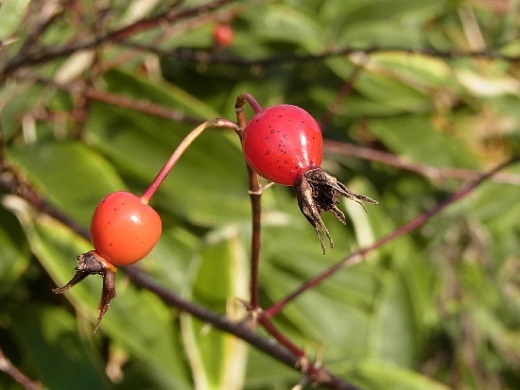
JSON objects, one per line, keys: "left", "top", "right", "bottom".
{"left": 0, "top": 83, "right": 46, "bottom": 141}
{"left": 11, "top": 305, "right": 106, "bottom": 389}
{"left": 369, "top": 115, "right": 479, "bottom": 168}
{"left": 368, "top": 269, "right": 417, "bottom": 367}
{"left": 0, "top": 204, "right": 30, "bottom": 297}
{"left": 20, "top": 214, "right": 192, "bottom": 389}
{"left": 102, "top": 70, "right": 219, "bottom": 119}
{"left": 86, "top": 101, "right": 250, "bottom": 225}
{"left": 249, "top": 4, "right": 323, "bottom": 51}
{"left": 345, "top": 362, "right": 449, "bottom": 390}
{"left": 181, "top": 227, "right": 249, "bottom": 389}
{"left": 8, "top": 140, "right": 126, "bottom": 226}
{"left": 0, "top": 0, "right": 31, "bottom": 40}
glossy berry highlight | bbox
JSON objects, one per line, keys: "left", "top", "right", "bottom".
{"left": 91, "top": 191, "right": 162, "bottom": 266}
{"left": 242, "top": 102, "right": 378, "bottom": 253}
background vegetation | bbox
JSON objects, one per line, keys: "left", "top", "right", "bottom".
{"left": 1, "top": 0, "right": 520, "bottom": 389}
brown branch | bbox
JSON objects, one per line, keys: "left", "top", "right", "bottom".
{"left": 0, "top": 346, "right": 42, "bottom": 390}
{"left": 324, "top": 140, "right": 520, "bottom": 185}
{"left": 0, "top": 0, "right": 242, "bottom": 80}
{"left": 265, "top": 154, "right": 520, "bottom": 317}
{"left": 0, "top": 162, "right": 89, "bottom": 238}
{"left": 319, "top": 63, "right": 367, "bottom": 131}
{"left": 30, "top": 76, "right": 203, "bottom": 125}
{"left": 115, "top": 41, "right": 520, "bottom": 68}
{"left": 0, "top": 142, "right": 360, "bottom": 390}
{"left": 124, "top": 267, "right": 359, "bottom": 390}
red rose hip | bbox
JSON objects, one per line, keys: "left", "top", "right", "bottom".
{"left": 91, "top": 191, "right": 162, "bottom": 266}
{"left": 54, "top": 191, "right": 162, "bottom": 331}
{"left": 242, "top": 102, "right": 378, "bottom": 253}
{"left": 242, "top": 104, "right": 323, "bottom": 185}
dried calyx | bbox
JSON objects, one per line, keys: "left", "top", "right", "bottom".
{"left": 53, "top": 251, "right": 117, "bottom": 332}
{"left": 293, "top": 167, "right": 378, "bottom": 253}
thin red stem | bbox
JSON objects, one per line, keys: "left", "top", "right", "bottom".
{"left": 247, "top": 167, "right": 262, "bottom": 309}
{"left": 265, "top": 155, "right": 520, "bottom": 318}
{"left": 235, "top": 94, "right": 333, "bottom": 382}
{"left": 1, "top": 157, "right": 359, "bottom": 390}
{"left": 235, "top": 94, "right": 262, "bottom": 308}
{"left": 140, "top": 118, "right": 238, "bottom": 204}
{"left": 258, "top": 315, "right": 306, "bottom": 358}
{"left": 240, "top": 93, "right": 263, "bottom": 114}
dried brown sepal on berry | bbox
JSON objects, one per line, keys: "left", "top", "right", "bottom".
{"left": 52, "top": 250, "right": 117, "bottom": 332}
{"left": 293, "top": 167, "right": 378, "bottom": 254}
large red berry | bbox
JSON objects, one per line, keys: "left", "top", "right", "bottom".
{"left": 90, "top": 191, "right": 162, "bottom": 266}
{"left": 242, "top": 101, "right": 377, "bottom": 253}
{"left": 242, "top": 104, "right": 323, "bottom": 185}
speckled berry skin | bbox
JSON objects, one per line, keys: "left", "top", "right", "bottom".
{"left": 242, "top": 104, "right": 323, "bottom": 185}
{"left": 90, "top": 191, "right": 162, "bottom": 266}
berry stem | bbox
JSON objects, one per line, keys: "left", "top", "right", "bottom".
{"left": 238, "top": 93, "right": 263, "bottom": 114}
{"left": 235, "top": 95, "right": 262, "bottom": 309}
{"left": 140, "top": 118, "right": 239, "bottom": 204}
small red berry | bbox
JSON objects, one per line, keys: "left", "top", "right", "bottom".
{"left": 213, "top": 23, "right": 235, "bottom": 47}
{"left": 242, "top": 103, "right": 378, "bottom": 253}
{"left": 242, "top": 104, "right": 323, "bottom": 186}
{"left": 53, "top": 191, "right": 162, "bottom": 331}
{"left": 90, "top": 191, "right": 162, "bottom": 266}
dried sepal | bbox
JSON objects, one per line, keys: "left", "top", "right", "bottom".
{"left": 293, "top": 167, "right": 378, "bottom": 253}
{"left": 52, "top": 250, "right": 117, "bottom": 332}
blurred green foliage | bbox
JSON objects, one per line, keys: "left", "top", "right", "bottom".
{"left": 1, "top": 0, "right": 520, "bottom": 389}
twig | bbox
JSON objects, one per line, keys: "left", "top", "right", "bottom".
{"left": 115, "top": 41, "right": 520, "bottom": 68}
{"left": 234, "top": 94, "right": 347, "bottom": 385}
{"left": 320, "top": 62, "right": 367, "bottom": 131}
{"left": 141, "top": 118, "right": 239, "bottom": 202}
{"left": 0, "top": 132, "right": 360, "bottom": 390}
{"left": 235, "top": 93, "right": 263, "bottom": 309}
{"left": 28, "top": 76, "right": 202, "bottom": 125}
{"left": 124, "top": 267, "right": 358, "bottom": 390}
{"left": 324, "top": 140, "right": 520, "bottom": 185}
{"left": 0, "top": 162, "right": 88, "bottom": 238}
{"left": 0, "top": 346, "right": 42, "bottom": 390}
{"left": 264, "top": 154, "right": 520, "bottom": 317}
{"left": 0, "top": 0, "right": 242, "bottom": 80}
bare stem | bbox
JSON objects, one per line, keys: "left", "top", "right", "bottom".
{"left": 325, "top": 140, "right": 520, "bottom": 185}
{"left": 140, "top": 118, "right": 239, "bottom": 204}
{"left": 235, "top": 94, "right": 341, "bottom": 385}
{"left": 112, "top": 41, "right": 520, "bottom": 70}
{"left": 124, "top": 267, "right": 359, "bottom": 390}
{"left": 319, "top": 62, "right": 367, "bottom": 131}
{"left": 0, "top": 0, "right": 242, "bottom": 80}
{"left": 265, "top": 154, "right": 520, "bottom": 318}
{"left": 29, "top": 76, "right": 202, "bottom": 125}
{"left": 239, "top": 93, "right": 263, "bottom": 114}
{"left": 0, "top": 346, "right": 42, "bottom": 390}
{"left": 235, "top": 94, "right": 262, "bottom": 309}
{"left": 0, "top": 159, "right": 360, "bottom": 390}
{"left": 257, "top": 314, "right": 307, "bottom": 360}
